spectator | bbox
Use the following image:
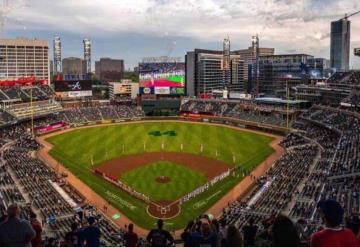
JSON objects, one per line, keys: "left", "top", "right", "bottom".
{"left": 218, "top": 220, "right": 228, "bottom": 247}
{"left": 62, "top": 222, "right": 81, "bottom": 247}
{"left": 191, "top": 216, "right": 217, "bottom": 247}
{"left": 147, "top": 219, "right": 174, "bottom": 247}
{"left": 0, "top": 203, "right": 35, "bottom": 247}
{"left": 243, "top": 218, "right": 258, "bottom": 247}
{"left": 225, "top": 225, "right": 242, "bottom": 247}
{"left": 30, "top": 212, "right": 42, "bottom": 247}
{"left": 271, "top": 215, "right": 301, "bottom": 247}
{"left": 124, "top": 223, "right": 138, "bottom": 247}
{"left": 310, "top": 200, "right": 359, "bottom": 247}
{"left": 81, "top": 216, "right": 101, "bottom": 247}
{"left": 181, "top": 221, "right": 194, "bottom": 247}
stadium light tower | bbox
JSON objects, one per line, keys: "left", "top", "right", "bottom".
{"left": 222, "top": 37, "right": 231, "bottom": 90}
{"left": 83, "top": 38, "right": 91, "bottom": 75}
{"left": 53, "top": 36, "right": 62, "bottom": 74}
{"left": 252, "top": 34, "right": 260, "bottom": 96}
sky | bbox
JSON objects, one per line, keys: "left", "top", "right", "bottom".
{"left": 1, "top": 0, "right": 360, "bottom": 70}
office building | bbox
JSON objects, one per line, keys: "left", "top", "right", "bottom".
{"left": 0, "top": 38, "right": 50, "bottom": 83}
{"left": 255, "top": 54, "right": 314, "bottom": 97}
{"left": 307, "top": 58, "right": 331, "bottom": 79}
{"left": 95, "top": 58, "right": 124, "bottom": 82}
{"left": 330, "top": 19, "right": 350, "bottom": 71}
{"left": 186, "top": 49, "right": 245, "bottom": 96}
{"left": 62, "top": 57, "right": 86, "bottom": 80}
{"left": 234, "top": 46, "right": 274, "bottom": 82}
{"left": 109, "top": 80, "right": 139, "bottom": 100}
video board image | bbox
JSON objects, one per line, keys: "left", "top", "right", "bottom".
{"left": 139, "top": 62, "right": 185, "bottom": 95}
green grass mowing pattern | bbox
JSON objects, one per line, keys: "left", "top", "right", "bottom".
{"left": 121, "top": 161, "right": 207, "bottom": 201}
{"left": 47, "top": 122, "right": 274, "bottom": 230}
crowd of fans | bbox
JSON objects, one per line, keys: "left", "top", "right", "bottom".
{"left": 59, "top": 105, "right": 144, "bottom": 124}
{"left": 327, "top": 71, "right": 360, "bottom": 87}
{"left": 180, "top": 98, "right": 297, "bottom": 127}
{"left": 0, "top": 99, "right": 360, "bottom": 246}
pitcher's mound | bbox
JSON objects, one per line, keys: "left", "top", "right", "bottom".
{"left": 155, "top": 176, "right": 171, "bottom": 184}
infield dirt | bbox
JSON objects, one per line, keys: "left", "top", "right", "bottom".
{"left": 96, "top": 152, "right": 230, "bottom": 180}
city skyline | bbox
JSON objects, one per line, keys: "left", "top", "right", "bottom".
{"left": 2, "top": 0, "right": 360, "bottom": 69}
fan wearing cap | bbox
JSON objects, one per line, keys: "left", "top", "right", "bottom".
{"left": 310, "top": 199, "right": 360, "bottom": 247}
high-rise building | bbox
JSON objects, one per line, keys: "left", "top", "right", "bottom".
{"left": 330, "top": 19, "right": 350, "bottom": 71}
{"left": 255, "top": 54, "right": 314, "bottom": 97}
{"left": 62, "top": 57, "right": 85, "bottom": 80}
{"left": 234, "top": 44, "right": 275, "bottom": 82}
{"left": 83, "top": 38, "right": 91, "bottom": 74}
{"left": 0, "top": 38, "right": 50, "bottom": 83}
{"left": 185, "top": 49, "right": 245, "bottom": 96}
{"left": 95, "top": 58, "right": 124, "bottom": 82}
{"left": 53, "top": 36, "right": 62, "bottom": 74}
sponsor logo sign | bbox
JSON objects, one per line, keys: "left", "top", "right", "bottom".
{"left": 154, "top": 87, "right": 170, "bottom": 95}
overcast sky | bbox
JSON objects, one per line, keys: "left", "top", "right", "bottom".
{"left": 1, "top": 0, "right": 360, "bottom": 69}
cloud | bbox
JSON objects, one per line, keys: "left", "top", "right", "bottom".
{"left": 2, "top": 0, "right": 360, "bottom": 68}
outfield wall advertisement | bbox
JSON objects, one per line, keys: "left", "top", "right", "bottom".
{"left": 139, "top": 62, "right": 185, "bottom": 95}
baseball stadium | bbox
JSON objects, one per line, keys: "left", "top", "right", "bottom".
{"left": 1, "top": 75, "right": 360, "bottom": 246}
{"left": 38, "top": 121, "right": 280, "bottom": 231}
{"left": 0, "top": 42, "right": 359, "bottom": 246}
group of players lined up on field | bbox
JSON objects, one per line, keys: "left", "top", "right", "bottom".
{"left": 180, "top": 170, "right": 231, "bottom": 204}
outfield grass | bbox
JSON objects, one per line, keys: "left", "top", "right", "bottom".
{"left": 47, "top": 121, "right": 274, "bottom": 230}
{"left": 121, "top": 161, "right": 207, "bottom": 201}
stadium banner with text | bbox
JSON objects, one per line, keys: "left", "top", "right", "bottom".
{"left": 154, "top": 87, "right": 170, "bottom": 95}
{"left": 139, "top": 62, "right": 185, "bottom": 95}
{"left": 68, "top": 91, "right": 92, "bottom": 97}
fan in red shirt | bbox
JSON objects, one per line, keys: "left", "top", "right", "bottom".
{"left": 124, "top": 224, "right": 138, "bottom": 247}
{"left": 310, "top": 199, "right": 360, "bottom": 247}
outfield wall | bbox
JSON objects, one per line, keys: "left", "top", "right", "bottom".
{"left": 61, "top": 116, "right": 289, "bottom": 136}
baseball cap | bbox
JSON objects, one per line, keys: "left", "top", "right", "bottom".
{"left": 317, "top": 199, "right": 344, "bottom": 226}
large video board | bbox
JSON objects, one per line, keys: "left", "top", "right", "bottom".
{"left": 139, "top": 62, "right": 185, "bottom": 95}
{"left": 54, "top": 80, "right": 92, "bottom": 98}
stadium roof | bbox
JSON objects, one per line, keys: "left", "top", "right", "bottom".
{"left": 255, "top": 97, "right": 308, "bottom": 105}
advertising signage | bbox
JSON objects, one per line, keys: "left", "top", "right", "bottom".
{"left": 139, "top": 62, "right": 185, "bottom": 95}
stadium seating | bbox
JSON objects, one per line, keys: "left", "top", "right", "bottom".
{"left": 0, "top": 99, "right": 359, "bottom": 246}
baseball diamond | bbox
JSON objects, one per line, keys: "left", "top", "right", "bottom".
{"left": 45, "top": 121, "right": 276, "bottom": 230}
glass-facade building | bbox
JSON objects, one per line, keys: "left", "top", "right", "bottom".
{"left": 330, "top": 19, "right": 350, "bottom": 72}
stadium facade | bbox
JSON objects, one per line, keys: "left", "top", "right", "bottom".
{"left": 330, "top": 19, "right": 350, "bottom": 72}
{"left": 185, "top": 49, "right": 245, "bottom": 97}
{"left": 95, "top": 58, "right": 125, "bottom": 82}
{"left": 0, "top": 38, "right": 50, "bottom": 83}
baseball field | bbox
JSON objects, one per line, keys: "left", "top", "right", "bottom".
{"left": 46, "top": 121, "right": 275, "bottom": 230}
